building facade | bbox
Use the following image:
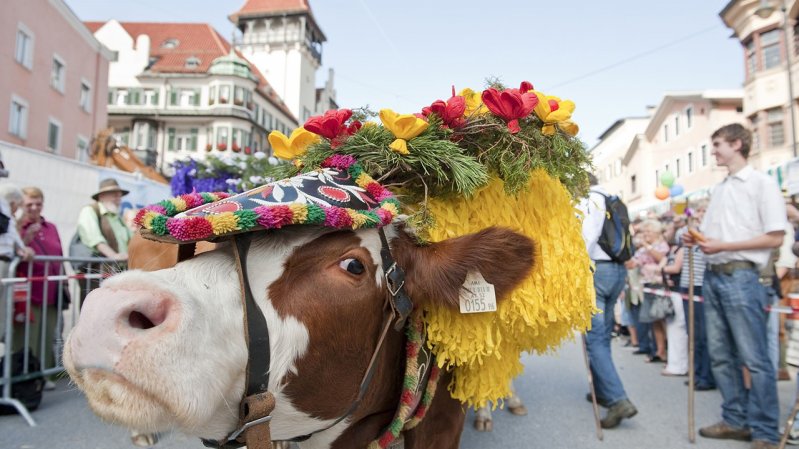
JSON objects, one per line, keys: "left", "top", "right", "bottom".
{"left": 721, "top": 0, "right": 799, "bottom": 169}
{"left": 593, "top": 91, "right": 745, "bottom": 214}
{"left": 1, "top": 0, "right": 111, "bottom": 161}
{"left": 231, "top": 0, "right": 329, "bottom": 122}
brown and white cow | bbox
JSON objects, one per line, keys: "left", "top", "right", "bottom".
{"left": 64, "top": 224, "right": 534, "bottom": 449}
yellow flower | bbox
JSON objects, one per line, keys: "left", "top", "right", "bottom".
{"left": 379, "top": 109, "right": 429, "bottom": 155}
{"left": 459, "top": 88, "right": 489, "bottom": 116}
{"left": 532, "top": 91, "right": 579, "bottom": 136}
{"left": 268, "top": 128, "right": 320, "bottom": 160}
{"left": 289, "top": 203, "right": 307, "bottom": 223}
{"left": 171, "top": 197, "right": 187, "bottom": 212}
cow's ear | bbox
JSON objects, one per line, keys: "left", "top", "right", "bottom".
{"left": 391, "top": 226, "right": 534, "bottom": 308}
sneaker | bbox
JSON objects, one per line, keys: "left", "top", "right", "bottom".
{"left": 751, "top": 440, "right": 777, "bottom": 449}
{"left": 781, "top": 427, "right": 799, "bottom": 445}
{"left": 600, "top": 399, "right": 637, "bottom": 429}
{"left": 699, "top": 421, "right": 752, "bottom": 441}
{"left": 44, "top": 380, "right": 56, "bottom": 391}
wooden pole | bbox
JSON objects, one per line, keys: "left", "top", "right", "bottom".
{"left": 581, "top": 333, "right": 603, "bottom": 441}
{"left": 688, "top": 247, "right": 696, "bottom": 443}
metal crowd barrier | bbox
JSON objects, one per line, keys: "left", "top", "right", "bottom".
{"left": 0, "top": 255, "right": 120, "bottom": 426}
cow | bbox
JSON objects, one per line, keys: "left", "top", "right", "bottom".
{"left": 64, "top": 223, "right": 534, "bottom": 449}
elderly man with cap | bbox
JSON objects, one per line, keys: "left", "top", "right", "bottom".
{"left": 75, "top": 178, "right": 131, "bottom": 263}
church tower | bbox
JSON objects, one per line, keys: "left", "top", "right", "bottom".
{"left": 230, "top": 0, "right": 326, "bottom": 123}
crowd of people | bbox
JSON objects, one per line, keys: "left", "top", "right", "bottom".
{"left": 0, "top": 171, "right": 132, "bottom": 393}
{"left": 583, "top": 123, "right": 796, "bottom": 449}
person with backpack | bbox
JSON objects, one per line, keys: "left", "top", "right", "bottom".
{"left": 578, "top": 173, "right": 637, "bottom": 429}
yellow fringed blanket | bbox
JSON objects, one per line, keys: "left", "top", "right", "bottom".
{"left": 419, "top": 169, "right": 596, "bottom": 407}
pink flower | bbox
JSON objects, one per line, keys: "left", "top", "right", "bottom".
{"left": 254, "top": 205, "right": 293, "bottom": 228}
{"left": 166, "top": 216, "right": 214, "bottom": 241}
{"left": 323, "top": 207, "right": 353, "bottom": 228}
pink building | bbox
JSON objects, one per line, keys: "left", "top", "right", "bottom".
{"left": 1, "top": 0, "right": 111, "bottom": 161}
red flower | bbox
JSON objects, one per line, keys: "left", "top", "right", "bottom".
{"left": 481, "top": 81, "right": 539, "bottom": 134}
{"left": 205, "top": 143, "right": 213, "bottom": 152}
{"left": 231, "top": 142, "right": 241, "bottom": 153}
{"left": 304, "top": 109, "right": 361, "bottom": 149}
{"left": 217, "top": 143, "right": 227, "bottom": 151}
{"left": 244, "top": 146, "right": 252, "bottom": 155}
{"left": 422, "top": 87, "right": 466, "bottom": 129}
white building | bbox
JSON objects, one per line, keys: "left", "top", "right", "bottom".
{"left": 593, "top": 91, "right": 745, "bottom": 215}
{"left": 231, "top": 0, "right": 333, "bottom": 122}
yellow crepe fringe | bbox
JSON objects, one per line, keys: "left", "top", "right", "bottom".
{"left": 418, "top": 169, "right": 596, "bottom": 408}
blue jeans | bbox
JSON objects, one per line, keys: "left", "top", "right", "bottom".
{"left": 765, "top": 287, "right": 780, "bottom": 374}
{"left": 586, "top": 262, "right": 628, "bottom": 405}
{"left": 681, "top": 287, "right": 715, "bottom": 388}
{"left": 704, "top": 268, "right": 779, "bottom": 443}
{"left": 632, "top": 300, "right": 655, "bottom": 357}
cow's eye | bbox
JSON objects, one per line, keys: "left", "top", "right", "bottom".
{"left": 339, "top": 258, "right": 365, "bottom": 275}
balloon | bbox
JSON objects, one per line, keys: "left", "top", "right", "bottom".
{"left": 660, "top": 170, "right": 675, "bottom": 188}
{"left": 670, "top": 185, "right": 684, "bottom": 197}
{"left": 655, "top": 185, "right": 670, "bottom": 200}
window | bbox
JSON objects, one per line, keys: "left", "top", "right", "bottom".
{"left": 133, "top": 121, "right": 156, "bottom": 149}
{"left": 77, "top": 135, "right": 89, "bottom": 162}
{"left": 47, "top": 118, "right": 62, "bottom": 153}
{"left": 51, "top": 55, "right": 66, "bottom": 93}
{"left": 745, "top": 39, "right": 756, "bottom": 77}
{"left": 701, "top": 144, "right": 708, "bottom": 166}
{"left": 185, "top": 57, "right": 200, "bottom": 69}
{"left": 189, "top": 128, "right": 198, "bottom": 151}
{"left": 303, "top": 107, "right": 311, "bottom": 121}
{"left": 768, "top": 107, "right": 785, "bottom": 147}
{"left": 664, "top": 124, "right": 669, "bottom": 142}
{"left": 655, "top": 170, "right": 660, "bottom": 188}
{"left": 116, "top": 90, "right": 128, "bottom": 106}
{"left": 9, "top": 96, "right": 28, "bottom": 139}
{"left": 630, "top": 175, "right": 637, "bottom": 195}
{"left": 219, "top": 85, "right": 230, "bottom": 104}
{"left": 674, "top": 116, "right": 680, "bottom": 136}
{"left": 686, "top": 106, "right": 693, "bottom": 128}
{"left": 116, "top": 127, "right": 130, "bottom": 146}
{"left": 752, "top": 114, "right": 761, "bottom": 150}
{"left": 15, "top": 24, "right": 33, "bottom": 69}
{"left": 614, "top": 158, "right": 622, "bottom": 176}
{"left": 209, "top": 86, "right": 216, "bottom": 105}
{"left": 234, "top": 86, "right": 245, "bottom": 106}
{"left": 79, "top": 80, "right": 91, "bottom": 112}
{"left": 675, "top": 158, "right": 681, "bottom": 177}
{"left": 263, "top": 112, "right": 273, "bottom": 129}
{"left": 110, "top": 51, "right": 119, "bottom": 62}
{"left": 161, "top": 39, "right": 179, "bottom": 49}
{"left": 665, "top": 163, "right": 670, "bottom": 173}
{"left": 688, "top": 152, "right": 694, "bottom": 173}
{"left": 217, "top": 127, "right": 229, "bottom": 149}
{"left": 167, "top": 128, "right": 176, "bottom": 151}
{"left": 144, "top": 89, "right": 159, "bottom": 106}
{"left": 762, "top": 29, "right": 782, "bottom": 70}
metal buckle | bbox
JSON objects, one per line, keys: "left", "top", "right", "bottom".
{"left": 227, "top": 415, "right": 273, "bottom": 442}
{"left": 384, "top": 262, "right": 405, "bottom": 297}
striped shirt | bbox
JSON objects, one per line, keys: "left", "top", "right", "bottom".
{"left": 679, "top": 246, "right": 706, "bottom": 288}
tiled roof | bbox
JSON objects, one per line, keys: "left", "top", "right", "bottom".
{"left": 84, "top": 21, "right": 296, "bottom": 123}
{"left": 230, "top": 0, "right": 310, "bottom": 20}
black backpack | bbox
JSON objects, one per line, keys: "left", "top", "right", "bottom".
{"left": 595, "top": 192, "right": 635, "bottom": 263}
{"left": 0, "top": 349, "right": 44, "bottom": 414}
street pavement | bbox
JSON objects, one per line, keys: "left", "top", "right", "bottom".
{"left": 2, "top": 335, "right": 797, "bottom": 449}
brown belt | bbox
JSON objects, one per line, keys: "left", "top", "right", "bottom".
{"left": 707, "top": 260, "right": 756, "bottom": 275}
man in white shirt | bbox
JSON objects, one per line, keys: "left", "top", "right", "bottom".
{"left": 685, "top": 123, "right": 785, "bottom": 449}
{"left": 578, "top": 174, "right": 637, "bottom": 429}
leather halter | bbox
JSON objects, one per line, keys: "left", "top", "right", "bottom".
{"left": 201, "top": 228, "right": 413, "bottom": 449}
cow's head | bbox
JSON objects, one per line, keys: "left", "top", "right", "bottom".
{"left": 64, "top": 224, "right": 534, "bottom": 444}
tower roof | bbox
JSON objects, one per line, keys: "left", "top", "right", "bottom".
{"left": 229, "top": 0, "right": 326, "bottom": 41}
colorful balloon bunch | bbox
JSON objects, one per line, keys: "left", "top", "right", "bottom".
{"left": 654, "top": 170, "right": 684, "bottom": 200}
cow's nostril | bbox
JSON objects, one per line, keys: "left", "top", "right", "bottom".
{"left": 128, "top": 311, "right": 156, "bottom": 330}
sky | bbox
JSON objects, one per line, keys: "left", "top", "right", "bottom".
{"left": 66, "top": 0, "right": 744, "bottom": 148}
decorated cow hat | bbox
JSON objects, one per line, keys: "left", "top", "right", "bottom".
{"left": 136, "top": 155, "right": 399, "bottom": 243}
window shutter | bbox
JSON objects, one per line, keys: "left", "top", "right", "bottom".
{"left": 190, "top": 128, "right": 198, "bottom": 151}
{"left": 193, "top": 89, "right": 201, "bottom": 106}
{"left": 169, "top": 89, "right": 177, "bottom": 106}
{"left": 152, "top": 91, "right": 160, "bottom": 105}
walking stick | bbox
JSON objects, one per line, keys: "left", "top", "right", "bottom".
{"left": 581, "top": 333, "right": 604, "bottom": 441}
{"left": 779, "top": 398, "right": 799, "bottom": 449}
{"left": 688, "top": 248, "right": 696, "bottom": 443}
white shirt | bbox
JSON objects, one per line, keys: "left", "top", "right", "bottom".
{"left": 700, "top": 165, "right": 787, "bottom": 269}
{"left": 0, "top": 199, "right": 24, "bottom": 257}
{"left": 577, "top": 187, "right": 611, "bottom": 261}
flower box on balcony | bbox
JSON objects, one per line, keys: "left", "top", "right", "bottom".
{"left": 217, "top": 143, "right": 227, "bottom": 151}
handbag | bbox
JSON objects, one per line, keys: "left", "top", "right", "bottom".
{"left": 639, "top": 285, "right": 675, "bottom": 323}
{"left": 68, "top": 232, "right": 97, "bottom": 272}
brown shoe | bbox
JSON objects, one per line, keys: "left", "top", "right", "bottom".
{"left": 778, "top": 368, "right": 791, "bottom": 381}
{"left": 751, "top": 440, "right": 777, "bottom": 449}
{"left": 699, "top": 421, "right": 752, "bottom": 441}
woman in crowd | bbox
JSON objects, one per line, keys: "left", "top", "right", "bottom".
{"left": 630, "top": 219, "right": 669, "bottom": 363}
{"left": 15, "top": 186, "right": 65, "bottom": 387}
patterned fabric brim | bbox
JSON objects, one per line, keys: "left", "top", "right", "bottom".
{"left": 136, "top": 155, "right": 400, "bottom": 243}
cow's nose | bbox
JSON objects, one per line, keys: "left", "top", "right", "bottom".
{"left": 67, "top": 287, "right": 179, "bottom": 370}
